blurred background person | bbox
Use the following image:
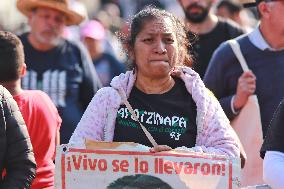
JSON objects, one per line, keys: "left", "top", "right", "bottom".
{"left": 62, "top": 0, "right": 89, "bottom": 41}
{"left": 216, "top": 0, "right": 257, "bottom": 32}
{"left": 0, "top": 0, "right": 27, "bottom": 33}
{"left": 95, "top": 2, "right": 127, "bottom": 62}
{"left": 80, "top": 20, "right": 126, "bottom": 86}
{"left": 115, "top": 0, "right": 166, "bottom": 20}
{"left": 204, "top": 0, "right": 284, "bottom": 186}
{"left": 0, "top": 30, "right": 61, "bottom": 189}
{"left": 178, "top": 0, "right": 244, "bottom": 78}
{"left": 16, "top": 0, "right": 102, "bottom": 144}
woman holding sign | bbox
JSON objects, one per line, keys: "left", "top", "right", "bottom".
{"left": 69, "top": 6, "right": 240, "bottom": 157}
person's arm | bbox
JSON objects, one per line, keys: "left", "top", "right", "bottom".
{"left": 204, "top": 43, "right": 236, "bottom": 120}
{"left": 56, "top": 129, "right": 60, "bottom": 146}
{"left": 53, "top": 128, "right": 60, "bottom": 161}
{"left": 173, "top": 67, "right": 240, "bottom": 157}
{"left": 263, "top": 151, "right": 284, "bottom": 189}
{"left": 196, "top": 90, "right": 240, "bottom": 157}
{"left": 204, "top": 41, "right": 254, "bottom": 120}
{"left": 37, "top": 91, "right": 62, "bottom": 161}
{"left": 0, "top": 87, "right": 36, "bottom": 189}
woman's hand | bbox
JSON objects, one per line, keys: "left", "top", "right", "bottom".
{"left": 170, "top": 66, "right": 182, "bottom": 77}
{"left": 150, "top": 145, "right": 172, "bottom": 153}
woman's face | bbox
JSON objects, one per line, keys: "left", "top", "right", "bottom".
{"left": 132, "top": 17, "right": 179, "bottom": 79}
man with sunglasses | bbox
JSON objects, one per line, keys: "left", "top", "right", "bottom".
{"left": 204, "top": 0, "right": 284, "bottom": 186}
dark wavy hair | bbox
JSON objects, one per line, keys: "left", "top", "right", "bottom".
{"left": 118, "top": 6, "right": 194, "bottom": 70}
{"left": 0, "top": 31, "right": 24, "bottom": 82}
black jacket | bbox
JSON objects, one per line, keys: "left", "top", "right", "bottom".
{"left": 261, "top": 98, "right": 284, "bottom": 158}
{"left": 0, "top": 85, "right": 36, "bottom": 188}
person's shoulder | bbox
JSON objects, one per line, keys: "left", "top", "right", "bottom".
{"left": 26, "top": 90, "right": 49, "bottom": 98}
{"left": 110, "top": 71, "right": 134, "bottom": 90}
{"left": 90, "top": 86, "right": 121, "bottom": 108}
{"left": 213, "top": 39, "right": 234, "bottom": 55}
{"left": 21, "top": 89, "right": 44, "bottom": 96}
{"left": 62, "top": 38, "right": 85, "bottom": 49}
{"left": 218, "top": 17, "right": 245, "bottom": 36}
{"left": 22, "top": 90, "right": 59, "bottom": 114}
{"left": 98, "top": 72, "right": 133, "bottom": 101}
{"left": 218, "top": 17, "right": 242, "bottom": 30}
{"left": 0, "top": 86, "right": 22, "bottom": 118}
{"left": 208, "top": 36, "right": 248, "bottom": 69}
{"left": 0, "top": 85, "right": 13, "bottom": 101}
{"left": 216, "top": 30, "right": 247, "bottom": 52}
{"left": 96, "top": 87, "right": 119, "bottom": 99}
{"left": 23, "top": 90, "right": 54, "bottom": 105}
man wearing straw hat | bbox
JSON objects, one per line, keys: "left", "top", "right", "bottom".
{"left": 16, "top": 0, "right": 102, "bottom": 144}
{"left": 204, "top": 0, "right": 284, "bottom": 187}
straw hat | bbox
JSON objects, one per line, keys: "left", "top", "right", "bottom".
{"left": 16, "top": 0, "right": 84, "bottom": 26}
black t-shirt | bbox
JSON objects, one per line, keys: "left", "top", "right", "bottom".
{"left": 190, "top": 18, "right": 244, "bottom": 78}
{"left": 19, "top": 33, "right": 101, "bottom": 144}
{"left": 113, "top": 78, "right": 197, "bottom": 148}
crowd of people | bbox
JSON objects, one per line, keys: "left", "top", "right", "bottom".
{"left": 0, "top": 0, "right": 283, "bottom": 188}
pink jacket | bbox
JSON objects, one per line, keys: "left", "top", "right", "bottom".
{"left": 69, "top": 67, "right": 240, "bottom": 157}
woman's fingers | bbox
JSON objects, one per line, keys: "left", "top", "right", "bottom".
{"left": 150, "top": 145, "right": 172, "bottom": 153}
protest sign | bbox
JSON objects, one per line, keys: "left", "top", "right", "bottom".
{"left": 55, "top": 142, "right": 241, "bottom": 189}
{"left": 242, "top": 185, "right": 271, "bottom": 189}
